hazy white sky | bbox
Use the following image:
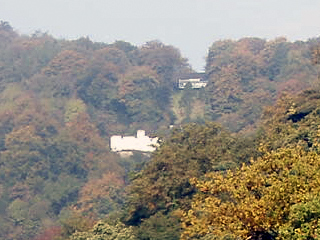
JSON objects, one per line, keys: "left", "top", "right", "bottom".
{"left": 1, "top": 0, "right": 320, "bottom": 71}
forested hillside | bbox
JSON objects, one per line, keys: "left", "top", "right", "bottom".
{"left": 0, "top": 21, "right": 191, "bottom": 239}
{"left": 0, "top": 20, "right": 320, "bottom": 239}
{"left": 71, "top": 88, "right": 320, "bottom": 240}
{"left": 204, "top": 37, "right": 320, "bottom": 132}
{"left": 181, "top": 89, "right": 320, "bottom": 239}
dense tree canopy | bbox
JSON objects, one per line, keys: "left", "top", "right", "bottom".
{"left": 181, "top": 146, "right": 320, "bottom": 240}
{"left": 122, "top": 122, "right": 258, "bottom": 240}
{"left": 180, "top": 88, "right": 320, "bottom": 240}
{"left": 1, "top": 22, "right": 320, "bottom": 240}
{"left": 0, "top": 22, "right": 197, "bottom": 240}
{"left": 204, "top": 37, "right": 319, "bottom": 132}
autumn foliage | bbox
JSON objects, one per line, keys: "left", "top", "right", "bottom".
{"left": 1, "top": 20, "right": 320, "bottom": 239}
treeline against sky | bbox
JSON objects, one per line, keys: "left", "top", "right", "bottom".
{"left": 0, "top": 21, "right": 190, "bottom": 239}
{"left": 0, "top": 21, "right": 320, "bottom": 239}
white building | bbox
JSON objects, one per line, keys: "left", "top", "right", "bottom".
{"left": 178, "top": 73, "right": 208, "bottom": 89}
{"left": 110, "top": 130, "right": 158, "bottom": 152}
{"left": 178, "top": 79, "right": 208, "bottom": 89}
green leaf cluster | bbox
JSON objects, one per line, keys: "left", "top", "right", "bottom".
{"left": 70, "top": 221, "right": 136, "bottom": 240}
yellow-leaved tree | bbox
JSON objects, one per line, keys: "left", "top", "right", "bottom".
{"left": 180, "top": 146, "right": 320, "bottom": 240}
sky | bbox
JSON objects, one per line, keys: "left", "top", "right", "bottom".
{"left": 1, "top": 0, "right": 320, "bottom": 71}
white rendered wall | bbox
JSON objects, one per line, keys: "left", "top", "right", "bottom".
{"left": 110, "top": 130, "right": 158, "bottom": 152}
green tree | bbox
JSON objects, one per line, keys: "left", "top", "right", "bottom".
{"left": 118, "top": 66, "right": 164, "bottom": 127}
{"left": 135, "top": 212, "right": 181, "bottom": 240}
{"left": 124, "top": 123, "right": 255, "bottom": 227}
{"left": 70, "top": 221, "right": 136, "bottom": 240}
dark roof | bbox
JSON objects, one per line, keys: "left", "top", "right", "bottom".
{"left": 178, "top": 72, "right": 207, "bottom": 81}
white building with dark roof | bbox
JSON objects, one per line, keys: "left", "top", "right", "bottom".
{"left": 110, "top": 130, "right": 158, "bottom": 152}
{"left": 178, "top": 73, "right": 208, "bottom": 89}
